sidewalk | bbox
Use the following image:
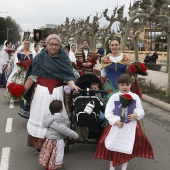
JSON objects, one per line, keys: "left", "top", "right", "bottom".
{"left": 139, "top": 70, "right": 168, "bottom": 89}
{"left": 94, "top": 61, "right": 170, "bottom": 111}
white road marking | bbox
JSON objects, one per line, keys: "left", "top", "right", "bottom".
{"left": 5, "top": 118, "right": 13, "bottom": 133}
{"left": 0, "top": 147, "right": 11, "bottom": 170}
{"left": 9, "top": 100, "right": 14, "bottom": 109}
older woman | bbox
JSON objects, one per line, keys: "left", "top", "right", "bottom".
{"left": 24, "top": 34, "right": 79, "bottom": 150}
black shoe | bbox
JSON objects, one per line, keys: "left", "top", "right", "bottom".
{"left": 18, "top": 108, "right": 29, "bottom": 119}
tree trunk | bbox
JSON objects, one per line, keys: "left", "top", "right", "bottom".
{"left": 90, "top": 33, "right": 96, "bottom": 52}
{"left": 166, "top": 33, "right": 170, "bottom": 73}
{"left": 120, "top": 22, "right": 131, "bottom": 52}
{"left": 166, "top": 32, "right": 170, "bottom": 97}
{"left": 134, "top": 37, "right": 139, "bottom": 61}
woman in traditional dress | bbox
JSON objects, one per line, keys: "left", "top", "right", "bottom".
{"left": 23, "top": 34, "right": 79, "bottom": 151}
{"left": 0, "top": 41, "right": 15, "bottom": 86}
{"left": 5, "top": 39, "right": 33, "bottom": 110}
{"left": 100, "top": 38, "right": 130, "bottom": 108}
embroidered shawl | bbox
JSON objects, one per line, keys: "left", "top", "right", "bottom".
{"left": 101, "top": 53, "right": 130, "bottom": 69}
{"left": 26, "top": 49, "right": 74, "bottom": 81}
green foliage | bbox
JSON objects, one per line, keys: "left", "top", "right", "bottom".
{"left": 144, "top": 63, "right": 162, "bottom": 71}
{"left": 0, "top": 16, "right": 21, "bottom": 44}
{"left": 138, "top": 78, "right": 170, "bottom": 103}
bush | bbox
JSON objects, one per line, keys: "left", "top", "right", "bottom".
{"left": 144, "top": 63, "right": 162, "bottom": 71}
{"left": 138, "top": 78, "right": 170, "bottom": 103}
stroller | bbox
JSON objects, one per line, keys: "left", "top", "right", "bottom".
{"left": 68, "top": 74, "right": 107, "bottom": 146}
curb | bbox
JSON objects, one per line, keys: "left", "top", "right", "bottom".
{"left": 142, "top": 94, "right": 170, "bottom": 112}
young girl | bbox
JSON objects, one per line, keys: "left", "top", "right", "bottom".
{"left": 95, "top": 74, "right": 154, "bottom": 170}
{"left": 39, "top": 99, "right": 79, "bottom": 170}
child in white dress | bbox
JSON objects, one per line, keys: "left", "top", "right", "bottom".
{"left": 95, "top": 74, "right": 154, "bottom": 170}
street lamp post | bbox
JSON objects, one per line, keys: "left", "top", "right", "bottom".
{"left": 6, "top": 27, "right": 13, "bottom": 40}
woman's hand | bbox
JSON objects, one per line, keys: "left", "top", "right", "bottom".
{"left": 86, "top": 62, "right": 92, "bottom": 66}
{"left": 115, "top": 121, "right": 123, "bottom": 128}
{"left": 127, "top": 113, "right": 137, "bottom": 122}
{"left": 67, "top": 80, "right": 80, "bottom": 93}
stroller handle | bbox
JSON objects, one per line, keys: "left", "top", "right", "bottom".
{"left": 78, "top": 89, "right": 108, "bottom": 94}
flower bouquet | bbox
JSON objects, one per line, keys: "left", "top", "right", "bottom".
{"left": 127, "top": 62, "right": 147, "bottom": 98}
{"left": 7, "top": 82, "right": 26, "bottom": 101}
{"left": 6, "top": 49, "right": 15, "bottom": 54}
{"left": 88, "top": 53, "right": 98, "bottom": 64}
{"left": 127, "top": 62, "right": 148, "bottom": 77}
{"left": 119, "top": 94, "right": 134, "bottom": 122}
{"left": 16, "top": 60, "right": 32, "bottom": 71}
{"left": 16, "top": 62, "right": 26, "bottom": 69}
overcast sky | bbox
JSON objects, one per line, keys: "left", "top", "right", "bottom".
{"left": 1, "top": 0, "right": 132, "bottom": 32}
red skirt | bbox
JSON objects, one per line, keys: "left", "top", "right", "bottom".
{"left": 94, "top": 122, "right": 154, "bottom": 166}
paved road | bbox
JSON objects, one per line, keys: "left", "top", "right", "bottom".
{"left": 0, "top": 87, "right": 170, "bottom": 170}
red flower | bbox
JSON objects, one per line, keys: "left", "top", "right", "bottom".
{"left": 9, "top": 84, "right": 25, "bottom": 98}
{"left": 119, "top": 94, "right": 134, "bottom": 122}
{"left": 72, "top": 62, "right": 77, "bottom": 69}
{"left": 121, "top": 94, "right": 133, "bottom": 101}
{"left": 7, "top": 82, "right": 15, "bottom": 90}
{"left": 107, "top": 89, "right": 113, "bottom": 93}
{"left": 7, "top": 49, "right": 14, "bottom": 53}
{"left": 128, "top": 65, "right": 137, "bottom": 74}
{"left": 138, "top": 62, "right": 147, "bottom": 73}
{"left": 16, "top": 62, "right": 26, "bottom": 69}
{"left": 127, "top": 62, "right": 147, "bottom": 76}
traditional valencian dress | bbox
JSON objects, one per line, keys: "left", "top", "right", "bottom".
{"left": 94, "top": 91, "right": 154, "bottom": 166}
{"left": 101, "top": 53, "right": 130, "bottom": 106}
{"left": 0, "top": 44, "right": 14, "bottom": 86}
{"left": 5, "top": 49, "right": 33, "bottom": 100}
{"left": 24, "top": 49, "right": 75, "bottom": 149}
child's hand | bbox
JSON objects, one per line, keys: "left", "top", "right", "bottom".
{"left": 127, "top": 113, "right": 137, "bottom": 122}
{"left": 115, "top": 121, "right": 124, "bottom": 128}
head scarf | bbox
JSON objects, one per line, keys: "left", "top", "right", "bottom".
{"left": 46, "top": 34, "right": 61, "bottom": 44}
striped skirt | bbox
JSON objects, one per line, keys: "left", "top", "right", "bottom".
{"left": 94, "top": 122, "right": 154, "bottom": 166}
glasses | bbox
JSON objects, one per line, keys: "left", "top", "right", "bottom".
{"left": 48, "top": 43, "right": 60, "bottom": 48}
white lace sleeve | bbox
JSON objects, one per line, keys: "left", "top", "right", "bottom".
{"left": 28, "top": 75, "right": 38, "bottom": 82}
{"left": 101, "top": 68, "right": 106, "bottom": 77}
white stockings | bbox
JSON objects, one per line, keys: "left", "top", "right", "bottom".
{"left": 110, "top": 161, "right": 115, "bottom": 170}
{"left": 121, "top": 162, "right": 128, "bottom": 170}
{"left": 109, "top": 161, "right": 128, "bottom": 170}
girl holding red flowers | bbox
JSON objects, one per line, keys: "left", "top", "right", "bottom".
{"left": 0, "top": 41, "right": 15, "bottom": 86}
{"left": 95, "top": 74, "right": 154, "bottom": 170}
